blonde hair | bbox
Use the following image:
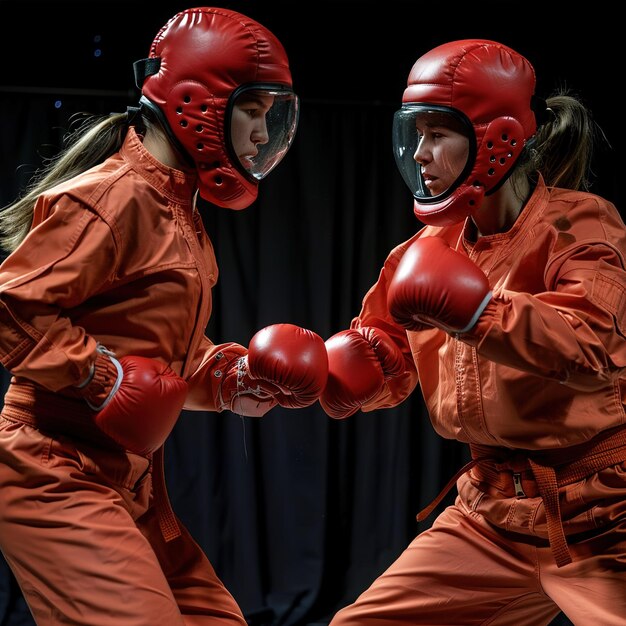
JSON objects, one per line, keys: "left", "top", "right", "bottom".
{"left": 0, "top": 112, "right": 130, "bottom": 253}
{"left": 517, "top": 89, "right": 608, "bottom": 192}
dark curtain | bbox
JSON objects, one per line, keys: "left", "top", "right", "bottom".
{"left": 3, "top": 2, "right": 621, "bottom": 624}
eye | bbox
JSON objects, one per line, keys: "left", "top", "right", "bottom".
{"left": 238, "top": 102, "right": 265, "bottom": 117}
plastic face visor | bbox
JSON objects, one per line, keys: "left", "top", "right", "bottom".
{"left": 392, "top": 104, "right": 474, "bottom": 202}
{"left": 227, "top": 85, "right": 300, "bottom": 182}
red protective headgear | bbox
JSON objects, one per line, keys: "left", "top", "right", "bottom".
{"left": 134, "top": 7, "right": 299, "bottom": 209}
{"left": 392, "top": 39, "right": 540, "bottom": 226}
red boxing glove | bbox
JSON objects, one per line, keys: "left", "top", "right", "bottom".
{"left": 387, "top": 237, "right": 492, "bottom": 335}
{"left": 82, "top": 351, "right": 188, "bottom": 455}
{"left": 248, "top": 324, "right": 328, "bottom": 408}
{"left": 320, "top": 326, "right": 405, "bottom": 419}
{"left": 219, "top": 324, "right": 328, "bottom": 417}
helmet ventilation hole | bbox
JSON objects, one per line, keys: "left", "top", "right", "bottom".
{"left": 214, "top": 176, "right": 223, "bottom": 186}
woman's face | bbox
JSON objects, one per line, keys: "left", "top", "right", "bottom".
{"left": 413, "top": 113, "right": 470, "bottom": 197}
{"left": 230, "top": 92, "right": 275, "bottom": 170}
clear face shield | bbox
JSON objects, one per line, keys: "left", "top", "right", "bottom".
{"left": 227, "top": 85, "right": 300, "bottom": 182}
{"left": 392, "top": 104, "right": 474, "bottom": 203}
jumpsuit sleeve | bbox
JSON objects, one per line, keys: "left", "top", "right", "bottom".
{"left": 350, "top": 238, "right": 420, "bottom": 411}
{"left": 183, "top": 335, "right": 247, "bottom": 411}
{"left": 0, "top": 194, "right": 116, "bottom": 391}
{"left": 466, "top": 239, "right": 626, "bottom": 391}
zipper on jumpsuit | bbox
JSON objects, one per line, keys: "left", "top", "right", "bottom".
{"left": 512, "top": 473, "right": 526, "bottom": 498}
{"left": 155, "top": 204, "right": 214, "bottom": 542}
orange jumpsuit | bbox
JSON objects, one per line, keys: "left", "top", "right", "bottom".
{"left": 331, "top": 177, "right": 626, "bottom": 625}
{"left": 0, "top": 129, "right": 248, "bottom": 624}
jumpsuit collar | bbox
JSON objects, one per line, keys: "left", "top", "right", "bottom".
{"left": 120, "top": 127, "right": 198, "bottom": 206}
{"left": 462, "top": 174, "right": 550, "bottom": 245}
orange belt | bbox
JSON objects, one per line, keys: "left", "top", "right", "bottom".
{"left": 2, "top": 379, "right": 181, "bottom": 542}
{"left": 416, "top": 425, "right": 626, "bottom": 568}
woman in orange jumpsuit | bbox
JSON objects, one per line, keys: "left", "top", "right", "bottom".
{"left": 322, "top": 39, "right": 626, "bottom": 624}
{"left": 0, "top": 7, "right": 328, "bottom": 625}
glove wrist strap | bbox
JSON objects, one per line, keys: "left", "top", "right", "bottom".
{"left": 85, "top": 345, "right": 124, "bottom": 411}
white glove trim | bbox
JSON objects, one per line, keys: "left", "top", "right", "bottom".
{"left": 86, "top": 346, "right": 124, "bottom": 412}
{"left": 454, "top": 291, "right": 493, "bottom": 335}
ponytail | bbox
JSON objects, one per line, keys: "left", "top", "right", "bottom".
{"left": 0, "top": 111, "right": 130, "bottom": 253}
{"left": 520, "top": 89, "right": 608, "bottom": 191}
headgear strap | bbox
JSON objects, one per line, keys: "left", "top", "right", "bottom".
{"left": 133, "top": 58, "right": 162, "bottom": 90}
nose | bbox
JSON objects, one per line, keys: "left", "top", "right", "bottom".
{"left": 252, "top": 118, "right": 270, "bottom": 146}
{"left": 413, "top": 135, "right": 430, "bottom": 165}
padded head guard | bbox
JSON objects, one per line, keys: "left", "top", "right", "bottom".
{"left": 392, "top": 39, "right": 539, "bottom": 226}
{"left": 134, "top": 7, "right": 299, "bottom": 209}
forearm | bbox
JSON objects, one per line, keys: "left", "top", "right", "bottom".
{"left": 0, "top": 296, "right": 98, "bottom": 391}
{"left": 466, "top": 291, "right": 626, "bottom": 390}
{"left": 184, "top": 338, "right": 247, "bottom": 411}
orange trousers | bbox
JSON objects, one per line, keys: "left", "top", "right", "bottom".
{"left": 331, "top": 464, "right": 626, "bottom": 625}
{"left": 0, "top": 415, "right": 247, "bottom": 626}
